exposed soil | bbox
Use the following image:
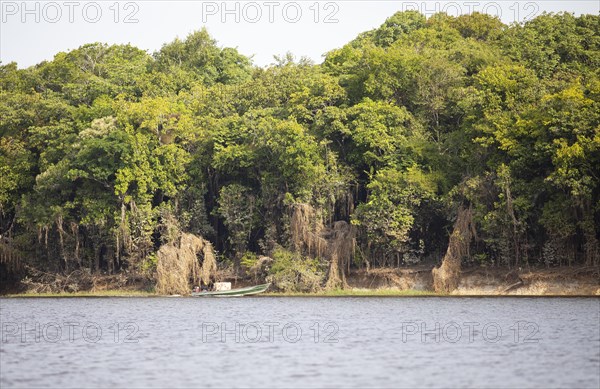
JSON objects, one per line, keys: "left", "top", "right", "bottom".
{"left": 346, "top": 266, "right": 600, "bottom": 296}
{"left": 2, "top": 264, "right": 598, "bottom": 296}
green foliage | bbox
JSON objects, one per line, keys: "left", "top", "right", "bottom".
{"left": 267, "top": 247, "right": 325, "bottom": 292}
{"left": 216, "top": 184, "right": 256, "bottom": 258}
{"left": 240, "top": 251, "right": 259, "bottom": 269}
{"left": 372, "top": 11, "right": 427, "bottom": 47}
{"left": 140, "top": 252, "right": 158, "bottom": 274}
{"left": 0, "top": 137, "right": 33, "bottom": 214}
{"left": 451, "top": 12, "right": 504, "bottom": 41}
{"left": 1, "top": 11, "right": 599, "bottom": 276}
{"left": 353, "top": 166, "right": 437, "bottom": 259}
{"left": 500, "top": 13, "right": 600, "bottom": 79}
{"left": 153, "top": 28, "right": 252, "bottom": 90}
{"left": 342, "top": 99, "right": 420, "bottom": 170}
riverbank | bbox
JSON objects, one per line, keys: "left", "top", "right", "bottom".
{"left": 2, "top": 266, "right": 598, "bottom": 297}
{"left": 4, "top": 289, "right": 434, "bottom": 298}
{"left": 4, "top": 289, "right": 599, "bottom": 298}
{"left": 344, "top": 266, "right": 600, "bottom": 296}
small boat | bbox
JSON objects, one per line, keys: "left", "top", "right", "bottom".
{"left": 191, "top": 283, "right": 271, "bottom": 297}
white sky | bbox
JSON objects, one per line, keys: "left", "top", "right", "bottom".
{"left": 1, "top": 1, "right": 599, "bottom": 68}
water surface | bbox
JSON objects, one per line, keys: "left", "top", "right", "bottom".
{"left": 1, "top": 297, "right": 599, "bottom": 388}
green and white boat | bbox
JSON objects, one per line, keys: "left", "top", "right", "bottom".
{"left": 191, "top": 283, "right": 271, "bottom": 297}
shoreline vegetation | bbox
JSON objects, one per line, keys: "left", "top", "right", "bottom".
{"left": 1, "top": 11, "right": 599, "bottom": 297}
{"left": 4, "top": 266, "right": 598, "bottom": 297}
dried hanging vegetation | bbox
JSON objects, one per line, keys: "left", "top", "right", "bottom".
{"left": 324, "top": 221, "right": 356, "bottom": 290}
{"left": 290, "top": 204, "right": 356, "bottom": 290}
{"left": 199, "top": 240, "right": 217, "bottom": 286}
{"left": 156, "top": 233, "right": 217, "bottom": 295}
{"left": 290, "top": 203, "right": 327, "bottom": 258}
{"left": 432, "top": 206, "right": 476, "bottom": 293}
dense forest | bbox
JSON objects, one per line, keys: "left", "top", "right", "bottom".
{"left": 1, "top": 11, "right": 599, "bottom": 292}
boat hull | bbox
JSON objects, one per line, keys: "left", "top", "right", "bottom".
{"left": 191, "top": 283, "right": 271, "bottom": 297}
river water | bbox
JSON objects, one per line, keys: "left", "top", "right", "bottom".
{"left": 1, "top": 297, "right": 599, "bottom": 388}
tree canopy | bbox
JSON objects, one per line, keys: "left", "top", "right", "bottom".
{"left": 1, "top": 11, "right": 598, "bottom": 278}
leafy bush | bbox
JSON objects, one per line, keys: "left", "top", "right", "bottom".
{"left": 266, "top": 247, "right": 325, "bottom": 292}
{"left": 240, "top": 251, "right": 259, "bottom": 269}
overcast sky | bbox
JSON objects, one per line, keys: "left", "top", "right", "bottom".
{"left": 1, "top": 1, "right": 599, "bottom": 68}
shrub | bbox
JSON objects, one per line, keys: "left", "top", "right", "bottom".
{"left": 266, "top": 247, "right": 325, "bottom": 292}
